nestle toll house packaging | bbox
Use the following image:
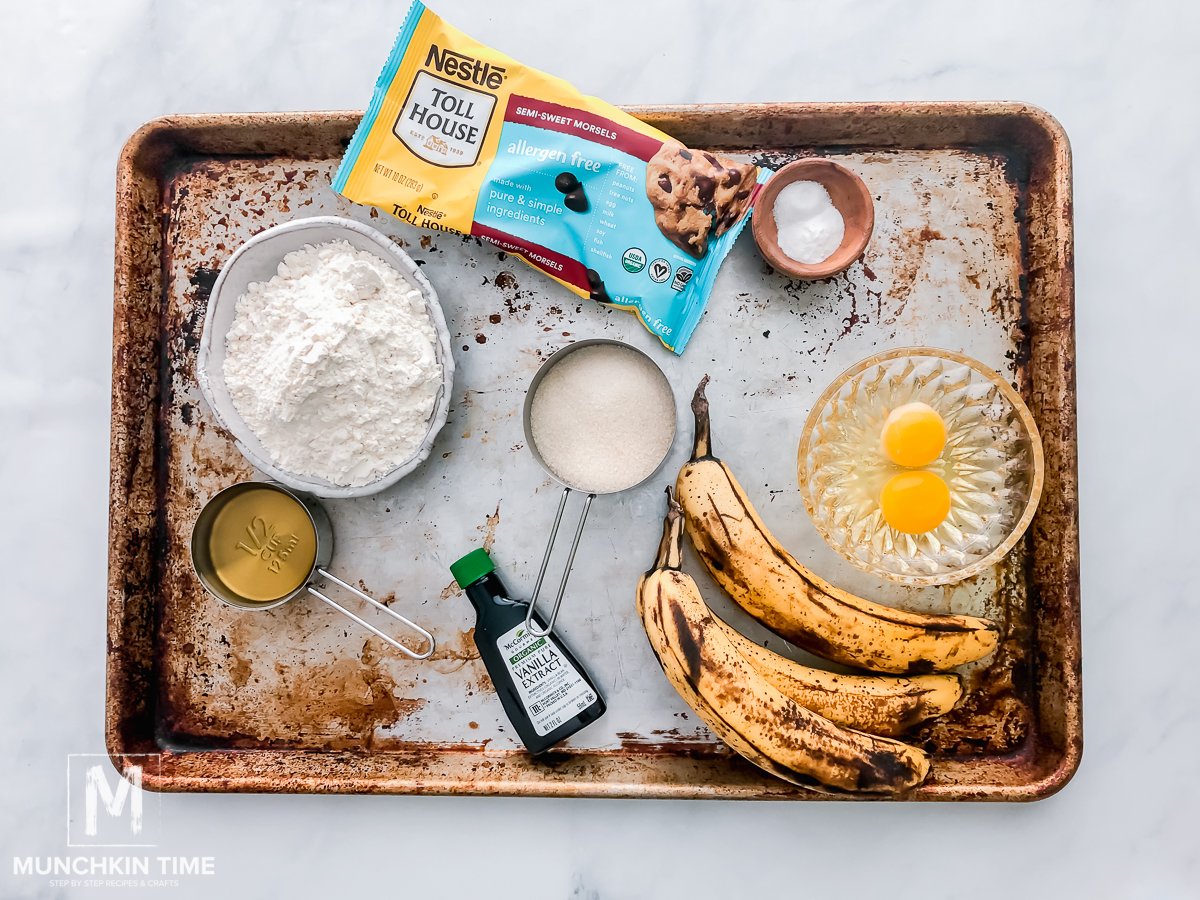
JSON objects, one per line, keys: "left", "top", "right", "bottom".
{"left": 334, "top": 1, "right": 770, "bottom": 354}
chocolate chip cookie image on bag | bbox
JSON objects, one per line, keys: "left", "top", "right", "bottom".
{"left": 646, "top": 141, "right": 759, "bottom": 258}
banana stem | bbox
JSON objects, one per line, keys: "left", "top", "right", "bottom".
{"left": 651, "top": 487, "right": 686, "bottom": 571}
{"left": 691, "top": 375, "right": 712, "bottom": 460}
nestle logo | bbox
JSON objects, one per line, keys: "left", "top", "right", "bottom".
{"left": 425, "top": 44, "right": 505, "bottom": 90}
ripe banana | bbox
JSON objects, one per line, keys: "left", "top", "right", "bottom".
{"left": 675, "top": 376, "right": 999, "bottom": 675}
{"left": 711, "top": 614, "right": 963, "bottom": 737}
{"left": 636, "top": 491, "right": 931, "bottom": 795}
{"left": 638, "top": 570, "right": 817, "bottom": 789}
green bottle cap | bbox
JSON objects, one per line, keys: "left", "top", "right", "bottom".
{"left": 449, "top": 548, "right": 495, "bottom": 588}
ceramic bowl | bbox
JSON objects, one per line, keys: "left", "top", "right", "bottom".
{"left": 752, "top": 158, "right": 874, "bottom": 280}
{"left": 195, "top": 216, "right": 455, "bottom": 499}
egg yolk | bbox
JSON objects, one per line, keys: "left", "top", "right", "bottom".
{"left": 880, "top": 470, "right": 951, "bottom": 534}
{"left": 881, "top": 402, "right": 947, "bottom": 468}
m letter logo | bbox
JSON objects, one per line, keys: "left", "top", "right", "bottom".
{"left": 86, "top": 764, "right": 141, "bottom": 836}
{"left": 67, "top": 754, "right": 161, "bottom": 847}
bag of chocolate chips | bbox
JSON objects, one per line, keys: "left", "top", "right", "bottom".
{"left": 334, "top": 1, "right": 770, "bottom": 354}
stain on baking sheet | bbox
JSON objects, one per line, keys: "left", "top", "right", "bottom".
{"left": 478, "top": 503, "right": 500, "bottom": 551}
{"left": 743, "top": 147, "right": 1029, "bottom": 370}
{"left": 161, "top": 655, "right": 421, "bottom": 751}
{"left": 910, "top": 542, "right": 1032, "bottom": 754}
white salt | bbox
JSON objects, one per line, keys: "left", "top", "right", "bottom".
{"left": 773, "top": 180, "right": 845, "bottom": 264}
{"left": 529, "top": 344, "right": 675, "bottom": 494}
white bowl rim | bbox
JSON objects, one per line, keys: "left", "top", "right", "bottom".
{"left": 195, "top": 216, "right": 456, "bottom": 499}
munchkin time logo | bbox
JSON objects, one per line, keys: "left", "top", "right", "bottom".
{"left": 66, "top": 754, "right": 161, "bottom": 847}
{"left": 9, "top": 755, "right": 215, "bottom": 889}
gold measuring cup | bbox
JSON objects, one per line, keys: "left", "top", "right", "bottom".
{"left": 521, "top": 339, "right": 676, "bottom": 637}
{"left": 190, "top": 482, "right": 435, "bottom": 659}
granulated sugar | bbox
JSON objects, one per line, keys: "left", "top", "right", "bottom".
{"left": 529, "top": 345, "right": 675, "bottom": 493}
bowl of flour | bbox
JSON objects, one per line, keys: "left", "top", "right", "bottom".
{"left": 196, "top": 216, "right": 455, "bottom": 499}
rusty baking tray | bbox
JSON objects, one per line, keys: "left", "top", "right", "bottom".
{"left": 108, "top": 104, "right": 1079, "bottom": 800}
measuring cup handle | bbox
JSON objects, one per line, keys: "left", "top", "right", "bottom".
{"left": 307, "top": 569, "right": 436, "bottom": 660}
{"left": 525, "top": 487, "right": 595, "bottom": 637}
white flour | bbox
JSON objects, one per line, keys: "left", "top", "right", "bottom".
{"left": 223, "top": 239, "right": 442, "bottom": 486}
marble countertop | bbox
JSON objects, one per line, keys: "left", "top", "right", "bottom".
{"left": 1, "top": 0, "right": 1196, "bottom": 897}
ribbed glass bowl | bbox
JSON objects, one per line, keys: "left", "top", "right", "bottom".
{"left": 798, "top": 348, "right": 1044, "bottom": 586}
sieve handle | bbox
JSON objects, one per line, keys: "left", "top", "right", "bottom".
{"left": 308, "top": 569, "right": 436, "bottom": 660}
{"left": 524, "top": 487, "right": 595, "bottom": 637}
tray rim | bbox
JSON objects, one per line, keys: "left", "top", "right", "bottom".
{"left": 108, "top": 101, "right": 1080, "bottom": 801}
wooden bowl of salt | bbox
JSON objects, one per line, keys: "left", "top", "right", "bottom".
{"left": 752, "top": 158, "right": 874, "bottom": 280}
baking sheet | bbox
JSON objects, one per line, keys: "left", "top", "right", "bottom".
{"left": 108, "top": 105, "right": 1079, "bottom": 799}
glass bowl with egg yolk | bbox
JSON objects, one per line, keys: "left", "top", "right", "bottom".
{"left": 798, "top": 348, "right": 1044, "bottom": 586}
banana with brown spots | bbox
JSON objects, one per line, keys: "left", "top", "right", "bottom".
{"left": 710, "top": 612, "right": 963, "bottom": 737}
{"left": 675, "top": 376, "right": 999, "bottom": 674}
{"left": 636, "top": 491, "right": 931, "bottom": 795}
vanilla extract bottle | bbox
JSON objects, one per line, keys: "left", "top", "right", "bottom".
{"left": 449, "top": 549, "right": 605, "bottom": 754}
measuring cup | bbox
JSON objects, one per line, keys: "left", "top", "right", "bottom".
{"left": 190, "top": 481, "right": 435, "bottom": 659}
{"left": 521, "top": 339, "right": 677, "bottom": 637}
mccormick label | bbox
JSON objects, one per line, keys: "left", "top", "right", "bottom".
{"left": 496, "top": 623, "right": 597, "bottom": 736}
